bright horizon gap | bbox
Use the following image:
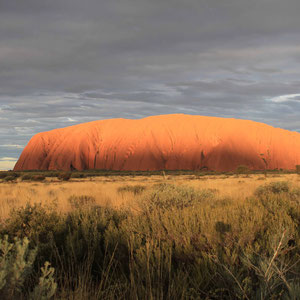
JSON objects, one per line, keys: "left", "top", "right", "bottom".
{"left": 0, "top": 160, "right": 17, "bottom": 171}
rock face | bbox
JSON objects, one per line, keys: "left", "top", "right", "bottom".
{"left": 14, "top": 114, "right": 300, "bottom": 171}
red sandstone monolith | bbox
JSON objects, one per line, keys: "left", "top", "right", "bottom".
{"left": 13, "top": 114, "right": 300, "bottom": 171}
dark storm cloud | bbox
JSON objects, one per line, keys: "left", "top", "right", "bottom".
{"left": 1, "top": 0, "right": 300, "bottom": 168}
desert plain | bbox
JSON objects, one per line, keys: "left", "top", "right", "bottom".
{"left": 1, "top": 169, "right": 300, "bottom": 299}
{"left": 1, "top": 172, "right": 300, "bottom": 219}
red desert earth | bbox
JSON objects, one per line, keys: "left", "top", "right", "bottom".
{"left": 14, "top": 114, "right": 300, "bottom": 172}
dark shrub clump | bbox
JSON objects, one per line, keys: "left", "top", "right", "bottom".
{"left": 3, "top": 176, "right": 16, "bottom": 182}
{"left": 58, "top": 172, "right": 71, "bottom": 181}
{"left": 21, "top": 174, "right": 46, "bottom": 181}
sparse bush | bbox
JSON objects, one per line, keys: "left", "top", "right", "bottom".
{"left": 296, "top": 165, "right": 300, "bottom": 174}
{"left": 270, "top": 174, "right": 282, "bottom": 178}
{"left": 142, "top": 183, "right": 216, "bottom": 211}
{"left": 117, "top": 185, "right": 146, "bottom": 195}
{"left": 255, "top": 181, "right": 290, "bottom": 197}
{"left": 3, "top": 203, "right": 63, "bottom": 250}
{"left": 68, "top": 195, "right": 96, "bottom": 209}
{"left": 3, "top": 176, "right": 16, "bottom": 182}
{"left": 236, "top": 165, "right": 250, "bottom": 174}
{"left": 289, "top": 187, "right": 300, "bottom": 201}
{"left": 45, "top": 172, "right": 60, "bottom": 178}
{"left": 21, "top": 174, "right": 32, "bottom": 181}
{"left": 21, "top": 175, "right": 46, "bottom": 182}
{"left": 6, "top": 172, "right": 20, "bottom": 178}
{"left": 57, "top": 172, "right": 71, "bottom": 181}
{"left": 32, "top": 175, "right": 46, "bottom": 181}
{"left": 0, "top": 172, "right": 9, "bottom": 179}
{"left": 70, "top": 172, "right": 86, "bottom": 179}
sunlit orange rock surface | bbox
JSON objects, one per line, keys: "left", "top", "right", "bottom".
{"left": 13, "top": 114, "right": 300, "bottom": 171}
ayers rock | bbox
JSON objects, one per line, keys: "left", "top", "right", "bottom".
{"left": 14, "top": 114, "right": 300, "bottom": 172}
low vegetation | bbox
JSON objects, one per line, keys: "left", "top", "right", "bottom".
{"left": 1, "top": 165, "right": 300, "bottom": 182}
{"left": 0, "top": 235, "right": 57, "bottom": 299}
{"left": 68, "top": 195, "right": 96, "bottom": 209}
{"left": 235, "top": 165, "right": 250, "bottom": 174}
{"left": 3, "top": 176, "right": 17, "bottom": 182}
{"left": 57, "top": 172, "right": 71, "bottom": 181}
{"left": 117, "top": 184, "right": 146, "bottom": 195}
{"left": 21, "top": 174, "right": 46, "bottom": 182}
{"left": 0, "top": 174, "right": 299, "bottom": 299}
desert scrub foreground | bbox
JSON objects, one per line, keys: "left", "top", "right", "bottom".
{"left": 0, "top": 181, "right": 300, "bottom": 299}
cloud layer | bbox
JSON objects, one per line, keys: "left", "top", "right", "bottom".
{"left": 1, "top": 0, "right": 300, "bottom": 169}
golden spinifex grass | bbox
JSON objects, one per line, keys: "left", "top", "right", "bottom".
{"left": 0, "top": 174, "right": 299, "bottom": 299}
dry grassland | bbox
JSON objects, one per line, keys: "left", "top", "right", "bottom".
{"left": 1, "top": 173, "right": 299, "bottom": 220}
{"left": 1, "top": 172, "right": 300, "bottom": 299}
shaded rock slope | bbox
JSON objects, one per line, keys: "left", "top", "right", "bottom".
{"left": 14, "top": 114, "right": 300, "bottom": 171}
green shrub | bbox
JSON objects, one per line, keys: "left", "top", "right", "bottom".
{"left": 296, "top": 165, "right": 300, "bottom": 174}
{"left": 30, "top": 262, "right": 57, "bottom": 300}
{"left": 117, "top": 185, "right": 146, "bottom": 195}
{"left": 0, "top": 235, "right": 56, "bottom": 300}
{"left": 0, "top": 235, "right": 37, "bottom": 298}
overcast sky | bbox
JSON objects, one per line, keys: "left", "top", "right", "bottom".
{"left": 1, "top": 0, "right": 300, "bottom": 169}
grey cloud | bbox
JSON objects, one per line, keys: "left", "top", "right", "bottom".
{"left": 0, "top": 0, "right": 300, "bottom": 162}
